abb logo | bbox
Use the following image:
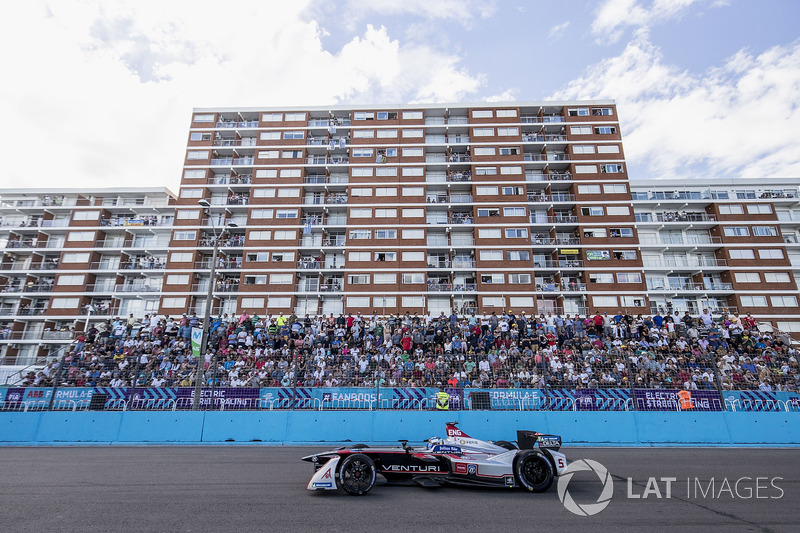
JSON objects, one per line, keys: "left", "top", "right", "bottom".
{"left": 322, "top": 469, "right": 332, "bottom": 479}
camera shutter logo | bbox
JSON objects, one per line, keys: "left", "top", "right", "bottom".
{"left": 557, "top": 459, "right": 614, "bottom": 516}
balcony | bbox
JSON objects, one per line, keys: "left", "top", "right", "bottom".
{"left": 561, "top": 283, "right": 587, "bottom": 292}
{"left": 527, "top": 193, "right": 576, "bottom": 203}
{"left": 427, "top": 282, "right": 452, "bottom": 292}
{"left": 296, "top": 283, "right": 320, "bottom": 293}
{"left": 556, "top": 237, "right": 581, "bottom": 246}
{"left": 448, "top": 171, "right": 472, "bottom": 182}
{"left": 208, "top": 175, "right": 251, "bottom": 185}
{"left": 526, "top": 171, "right": 572, "bottom": 182}
{"left": 114, "top": 284, "right": 160, "bottom": 293}
{"left": 297, "top": 258, "right": 322, "bottom": 269}
{"left": 325, "top": 195, "right": 348, "bottom": 205}
{"left": 216, "top": 120, "right": 258, "bottom": 128}
{"left": 521, "top": 115, "right": 566, "bottom": 124}
{"left": 426, "top": 194, "right": 448, "bottom": 204}
{"left": 320, "top": 281, "right": 343, "bottom": 292}
{"left": 448, "top": 135, "right": 470, "bottom": 143}
{"left": 452, "top": 259, "right": 476, "bottom": 269}
{"left": 531, "top": 237, "right": 556, "bottom": 246}
{"left": 450, "top": 213, "right": 474, "bottom": 224}
{"left": 322, "top": 237, "right": 346, "bottom": 247}
{"left": 448, "top": 154, "right": 471, "bottom": 163}
{"left": 454, "top": 283, "right": 477, "bottom": 291}
{"left": 5, "top": 240, "right": 38, "bottom": 249}
{"left": 642, "top": 258, "right": 728, "bottom": 268}
{"left": 530, "top": 215, "right": 578, "bottom": 224}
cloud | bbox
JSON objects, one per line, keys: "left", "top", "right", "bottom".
{"left": 548, "top": 21, "right": 570, "bottom": 39}
{"left": 0, "top": 1, "right": 486, "bottom": 192}
{"left": 307, "top": 0, "right": 498, "bottom": 31}
{"left": 551, "top": 36, "right": 800, "bottom": 180}
{"left": 591, "top": 0, "right": 704, "bottom": 44}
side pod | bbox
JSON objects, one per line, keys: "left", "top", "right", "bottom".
{"left": 307, "top": 456, "right": 340, "bottom": 491}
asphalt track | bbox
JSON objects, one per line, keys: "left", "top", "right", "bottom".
{"left": 0, "top": 447, "right": 797, "bottom": 533}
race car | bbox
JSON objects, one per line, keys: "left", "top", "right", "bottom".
{"left": 302, "top": 422, "right": 568, "bottom": 495}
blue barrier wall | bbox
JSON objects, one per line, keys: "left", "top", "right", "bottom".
{"left": 1, "top": 411, "right": 798, "bottom": 446}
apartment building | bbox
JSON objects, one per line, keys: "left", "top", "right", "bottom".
{"left": 1, "top": 101, "right": 799, "bottom": 364}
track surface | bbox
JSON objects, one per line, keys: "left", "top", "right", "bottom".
{"left": 0, "top": 446, "right": 797, "bottom": 532}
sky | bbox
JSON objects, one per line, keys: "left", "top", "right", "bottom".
{"left": 1, "top": 0, "right": 799, "bottom": 193}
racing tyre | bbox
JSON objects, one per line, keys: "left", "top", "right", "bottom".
{"left": 494, "top": 440, "right": 519, "bottom": 451}
{"left": 338, "top": 453, "right": 376, "bottom": 495}
{"left": 514, "top": 450, "right": 554, "bottom": 493}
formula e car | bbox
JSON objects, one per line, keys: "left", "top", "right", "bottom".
{"left": 302, "top": 422, "right": 567, "bottom": 495}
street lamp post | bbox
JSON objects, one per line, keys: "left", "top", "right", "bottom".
{"left": 192, "top": 200, "right": 237, "bottom": 411}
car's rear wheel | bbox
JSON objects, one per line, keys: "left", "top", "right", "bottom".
{"left": 514, "top": 450, "right": 554, "bottom": 492}
{"left": 338, "top": 453, "right": 376, "bottom": 495}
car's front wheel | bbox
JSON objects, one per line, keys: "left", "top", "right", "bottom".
{"left": 338, "top": 453, "right": 376, "bottom": 495}
{"left": 514, "top": 450, "right": 554, "bottom": 492}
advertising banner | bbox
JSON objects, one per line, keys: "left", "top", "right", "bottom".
{"left": 723, "top": 390, "right": 800, "bottom": 412}
{"left": 634, "top": 389, "right": 723, "bottom": 411}
{"left": 190, "top": 328, "right": 203, "bottom": 358}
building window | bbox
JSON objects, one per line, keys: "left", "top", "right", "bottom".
{"left": 402, "top": 129, "right": 423, "bottom": 138}
{"left": 187, "top": 151, "right": 208, "bottom": 160}
{"left": 276, "top": 187, "right": 300, "bottom": 196}
{"left": 478, "top": 208, "right": 500, "bottom": 217}
{"left": 505, "top": 228, "right": 528, "bottom": 238}
{"left": 375, "top": 167, "right": 398, "bottom": 176}
{"left": 170, "top": 252, "right": 193, "bottom": 262}
{"left": 616, "top": 272, "right": 642, "bottom": 283}
{"left": 601, "top": 164, "right": 623, "bottom": 173}
{"left": 275, "top": 209, "right": 298, "bottom": 219}
{"left": 374, "top": 274, "right": 396, "bottom": 284}
{"left": 352, "top": 168, "right": 373, "bottom": 177}
{"left": 609, "top": 227, "right": 634, "bottom": 237}
{"left": 241, "top": 297, "right": 265, "bottom": 308}
{"left": 606, "top": 206, "right": 630, "bottom": 216}
{"left": 173, "top": 231, "right": 196, "bottom": 240}
{"left": 507, "top": 250, "right": 530, "bottom": 261}
{"left": 473, "top": 128, "right": 494, "bottom": 137}
{"left": 251, "top": 209, "right": 273, "bottom": 219}
{"left": 354, "top": 112, "right": 375, "bottom": 120}
{"left": 281, "top": 150, "right": 302, "bottom": 158}
{"left": 402, "top": 167, "right": 423, "bottom": 176}
{"left": 402, "top": 273, "right": 425, "bottom": 284}
{"left": 509, "top": 273, "right": 531, "bottom": 284}
{"left": 764, "top": 272, "right": 790, "bottom": 282}
{"left": 758, "top": 249, "right": 784, "bottom": 259}
{"left": 734, "top": 272, "right": 760, "bottom": 283}
{"left": 403, "top": 147, "right": 424, "bottom": 157}
{"left": 350, "top": 187, "right": 372, "bottom": 196}
{"left": 285, "top": 112, "right": 305, "bottom": 121}
{"left": 500, "top": 166, "right": 522, "bottom": 175}
{"left": 374, "top": 252, "right": 396, "bottom": 261}
{"left": 581, "top": 207, "right": 604, "bottom": 216}
{"left": 574, "top": 165, "right": 597, "bottom": 174}
{"left": 474, "top": 147, "right": 495, "bottom": 156}
{"left": 349, "top": 230, "right": 372, "bottom": 239}
{"left": 597, "top": 144, "right": 620, "bottom": 153}
{"left": 573, "top": 145, "right": 596, "bottom": 154}
{"left": 740, "top": 296, "right": 767, "bottom": 307}
{"left": 612, "top": 250, "right": 637, "bottom": 260}
{"left": 350, "top": 208, "right": 372, "bottom": 218}
{"left": 401, "top": 208, "right": 423, "bottom": 218}
{"left": 480, "top": 250, "right": 503, "bottom": 260}
{"left": 193, "top": 114, "right": 215, "bottom": 122}
{"left": 570, "top": 126, "right": 591, "bottom": 135}
{"left": 498, "top": 127, "right": 519, "bottom": 136}
{"left": 353, "top": 130, "right": 374, "bottom": 138}
{"left": 260, "top": 131, "right": 281, "bottom": 140}
{"left": 502, "top": 186, "right": 522, "bottom": 195}
{"left": 476, "top": 186, "right": 499, "bottom": 195}
{"left": 347, "top": 274, "right": 370, "bottom": 284}
{"left": 375, "top": 230, "right": 397, "bottom": 239}
{"left": 190, "top": 132, "right": 211, "bottom": 142}
{"left": 402, "top": 187, "right": 424, "bottom": 196}
{"left": 729, "top": 249, "right": 755, "bottom": 259}
{"left": 259, "top": 150, "right": 279, "bottom": 159}
{"left": 481, "top": 274, "right": 504, "bottom": 284}
{"left": 255, "top": 169, "right": 278, "bottom": 178}
{"left": 377, "top": 111, "right": 397, "bottom": 120}
{"left": 753, "top": 226, "right": 778, "bottom": 236}
{"left": 283, "top": 131, "right": 304, "bottom": 139}
{"left": 583, "top": 228, "right": 607, "bottom": 238}
{"left": 73, "top": 210, "right": 100, "bottom": 221}
{"left": 401, "top": 251, "right": 424, "bottom": 262}
{"left": 594, "top": 126, "right": 617, "bottom": 134}
{"left": 269, "top": 274, "right": 292, "bottom": 284}
{"left": 67, "top": 231, "right": 94, "bottom": 242}
{"left": 578, "top": 185, "right": 601, "bottom": 194}
{"left": 253, "top": 188, "right": 276, "bottom": 197}
{"left": 568, "top": 108, "right": 590, "bottom": 116}
{"left": 593, "top": 108, "right": 613, "bottom": 116}
{"left": 603, "top": 184, "right": 627, "bottom": 194}
{"left": 589, "top": 273, "right": 615, "bottom": 283}
{"left": 375, "top": 208, "right": 397, "bottom": 217}
{"left": 352, "top": 148, "right": 374, "bottom": 158}
{"left": 592, "top": 296, "right": 617, "bottom": 307}
{"left": 162, "top": 297, "right": 187, "bottom": 308}
{"left": 261, "top": 113, "right": 283, "bottom": 121}
{"left": 166, "top": 274, "right": 190, "bottom": 285}
{"left": 719, "top": 204, "right": 744, "bottom": 214}
{"left": 472, "top": 110, "right": 493, "bottom": 118}
{"left": 496, "top": 109, "right": 517, "bottom": 118}
{"left": 478, "top": 228, "right": 501, "bottom": 239}
{"left": 402, "top": 229, "right": 424, "bottom": 239}
{"left": 267, "top": 297, "right": 292, "bottom": 308}
{"left": 272, "top": 230, "right": 295, "bottom": 240}
{"left": 56, "top": 275, "right": 86, "bottom": 286}
{"left": 723, "top": 226, "right": 750, "bottom": 237}
{"left": 475, "top": 167, "right": 497, "bottom": 175}
{"left": 402, "top": 111, "right": 423, "bottom": 120}
{"left": 377, "top": 129, "right": 397, "bottom": 138}
{"left": 771, "top": 296, "right": 797, "bottom": 307}
{"left": 183, "top": 169, "right": 205, "bottom": 179}
{"left": 498, "top": 147, "right": 520, "bottom": 156}
{"left": 503, "top": 207, "right": 526, "bottom": 217}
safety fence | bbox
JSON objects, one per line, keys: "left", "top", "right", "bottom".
{"left": 2, "top": 387, "right": 798, "bottom": 413}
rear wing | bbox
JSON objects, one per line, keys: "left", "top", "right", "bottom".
{"left": 517, "top": 430, "right": 561, "bottom": 451}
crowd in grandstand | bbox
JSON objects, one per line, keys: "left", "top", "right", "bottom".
{"left": 16, "top": 308, "right": 799, "bottom": 393}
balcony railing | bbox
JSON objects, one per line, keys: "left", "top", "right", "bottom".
{"left": 526, "top": 171, "right": 572, "bottom": 182}
{"left": 530, "top": 215, "right": 578, "bottom": 224}
{"left": 527, "top": 193, "right": 576, "bottom": 203}
{"left": 325, "top": 196, "right": 348, "bottom": 204}
{"left": 531, "top": 237, "right": 556, "bottom": 245}
{"left": 521, "top": 115, "right": 566, "bottom": 123}
{"left": 448, "top": 171, "right": 472, "bottom": 182}
{"left": 556, "top": 237, "right": 581, "bottom": 245}
{"left": 642, "top": 258, "right": 728, "bottom": 268}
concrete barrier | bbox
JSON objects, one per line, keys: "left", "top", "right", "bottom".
{"left": 0, "top": 411, "right": 798, "bottom": 446}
